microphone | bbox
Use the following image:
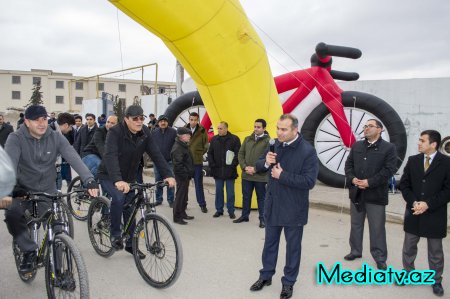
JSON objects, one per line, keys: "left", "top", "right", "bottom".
{"left": 269, "top": 139, "right": 276, "bottom": 166}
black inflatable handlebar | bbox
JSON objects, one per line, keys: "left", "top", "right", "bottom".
{"left": 316, "top": 42, "right": 362, "bottom": 59}
{"left": 330, "top": 70, "right": 360, "bottom": 81}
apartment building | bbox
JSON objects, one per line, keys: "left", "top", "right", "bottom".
{"left": 0, "top": 68, "right": 176, "bottom": 114}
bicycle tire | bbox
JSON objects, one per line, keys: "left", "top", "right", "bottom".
{"left": 67, "top": 176, "right": 91, "bottom": 221}
{"left": 87, "top": 196, "right": 114, "bottom": 257}
{"left": 132, "top": 213, "right": 183, "bottom": 288}
{"left": 45, "top": 234, "right": 89, "bottom": 299}
{"left": 12, "top": 241, "right": 37, "bottom": 283}
{"left": 301, "top": 90, "right": 407, "bottom": 188}
{"left": 164, "top": 91, "right": 204, "bottom": 128}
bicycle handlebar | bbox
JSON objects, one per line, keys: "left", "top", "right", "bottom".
{"left": 27, "top": 190, "right": 79, "bottom": 201}
{"left": 130, "top": 181, "right": 168, "bottom": 191}
{"left": 315, "top": 42, "right": 362, "bottom": 59}
{"left": 329, "top": 70, "right": 360, "bottom": 81}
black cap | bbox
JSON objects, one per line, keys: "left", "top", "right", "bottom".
{"left": 177, "top": 127, "right": 192, "bottom": 136}
{"left": 124, "top": 105, "right": 144, "bottom": 117}
{"left": 24, "top": 105, "right": 48, "bottom": 120}
{"left": 158, "top": 115, "right": 169, "bottom": 123}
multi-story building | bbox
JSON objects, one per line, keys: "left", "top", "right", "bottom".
{"left": 0, "top": 68, "right": 176, "bottom": 114}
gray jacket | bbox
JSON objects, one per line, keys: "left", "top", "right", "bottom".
{"left": 5, "top": 125, "right": 94, "bottom": 193}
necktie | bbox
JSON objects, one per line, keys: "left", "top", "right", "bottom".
{"left": 424, "top": 156, "right": 431, "bottom": 171}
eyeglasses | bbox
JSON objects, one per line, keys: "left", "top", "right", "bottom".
{"left": 363, "top": 124, "right": 380, "bottom": 129}
{"left": 130, "top": 116, "right": 145, "bottom": 122}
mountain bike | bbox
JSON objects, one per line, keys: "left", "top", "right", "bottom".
{"left": 164, "top": 42, "right": 407, "bottom": 187}
{"left": 67, "top": 176, "right": 105, "bottom": 221}
{"left": 87, "top": 181, "right": 183, "bottom": 288}
{"left": 12, "top": 191, "right": 88, "bottom": 298}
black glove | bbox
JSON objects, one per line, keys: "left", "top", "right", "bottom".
{"left": 85, "top": 179, "right": 99, "bottom": 190}
{"left": 12, "top": 185, "right": 28, "bottom": 198}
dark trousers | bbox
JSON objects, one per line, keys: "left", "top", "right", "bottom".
{"left": 5, "top": 198, "right": 50, "bottom": 252}
{"left": 154, "top": 162, "right": 175, "bottom": 204}
{"left": 173, "top": 177, "right": 189, "bottom": 221}
{"left": 260, "top": 225, "right": 304, "bottom": 286}
{"left": 193, "top": 164, "right": 206, "bottom": 207}
{"left": 402, "top": 232, "right": 444, "bottom": 283}
{"left": 241, "top": 179, "right": 266, "bottom": 220}
{"left": 100, "top": 179, "right": 136, "bottom": 247}
{"left": 349, "top": 202, "right": 387, "bottom": 262}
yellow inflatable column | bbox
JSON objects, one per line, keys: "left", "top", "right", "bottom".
{"left": 110, "top": 0, "right": 282, "bottom": 208}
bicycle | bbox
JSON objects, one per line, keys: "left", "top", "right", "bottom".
{"left": 87, "top": 181, "right": 183, "bottom": 288}
{"left": 164, "top": 42, "right": 407, "bottom": 188}
{"left": 67, "top": 176, "right": 103, "bottom": 221}
{"left": 11, "top": 191, "right": 88, "bottom": 298}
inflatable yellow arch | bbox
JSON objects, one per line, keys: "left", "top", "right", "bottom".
{"left": 110, "top": 0, "right": 282, "bottom": 207}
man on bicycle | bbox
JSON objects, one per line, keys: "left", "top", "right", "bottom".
{"left": 3, "top": 105, "right": 99, "bottom": 273}
{"left": 97, "top": 105, "right": 175, "bottom": 257}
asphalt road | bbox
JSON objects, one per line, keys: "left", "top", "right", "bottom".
{"left": 1, "top": 175, "right": 449, "bottom": 299}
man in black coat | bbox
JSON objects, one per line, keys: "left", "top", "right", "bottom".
{"left": 0, "top": 114, "right": 14, "bottom": 147}
{"left": 399, "top": 130, "right": 450, "bottom": 296}
{"left": 207, "top": 121, "right": 241, "bottom": 219}
{"left": 97, "top": 105, "right": 175, "bottom": 256}
{"left": 250, "top": 114, "right": 318, "bottom": 299}
{"left": 171, "top": 127, "right": 195, "bottom": 225}
{"left": 73, "top": 113, "right": 97, "bottom": 155}
{"left": 344, "top": 119, "right": 397, "bottom": 270}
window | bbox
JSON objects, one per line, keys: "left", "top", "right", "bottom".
{"left": 119, "top": 84, "right": 126, "bottom": 92}
{"left": 75, "top": 97, "right": 83, "bottom": 105}
{"left": 75, "top": 82, "right": 83, "bottom": 90}
{"left": 12, "top": 76, "right": 21, "bottom": 84}
{"left": 33, "top": 77, "right": 41, "bottom": 85}
{"left": 98, "top": 83, "right": 104, "bottom": 91}
{"left": 56, "top": 81, "right": 64, "bottom": 89}
{"left": 56, "top": 96, "right": 64, "bottom": 104}
{"left": 12, "top": 91, "right": 21, "bottom": 100}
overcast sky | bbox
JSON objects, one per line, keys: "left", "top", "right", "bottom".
{"left": 1, "top": 0, "right": 449, "bottom": 82}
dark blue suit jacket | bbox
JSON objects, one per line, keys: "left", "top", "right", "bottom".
{"left": 256, "top": 134, "right": 318, "bottom": 227}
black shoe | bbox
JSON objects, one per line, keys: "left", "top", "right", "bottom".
{"left": 154, "top": 201, "right": 162, "bottom": 206}
{"left": 280, "top": 284, "right": 293, "bottom": 299}
{"left": 125, "top": 246, "right": 146, "bottom": 259}
{"left": 344, "top": 253, "right": 362, "bottom": 261}
{"left": 213, "top": 212, "right": 223, "bottom": 218}
{"left": 259, "top": 219, "right": 265, "bottom": 228}
{"left": 432, "top": 282, "right": 444, "bottom": 296}
{"left": 110, "top": 236, "right": 124, "bottom": 250}
{"left": 96, "top": 215, "right": 110, "bottom": 230}
{"left": 250, "top": 278, "right": 272, "bottom": 291}
{"left": 174, "top": 219, "right": 188, "bottom": 225}
{"left": 229, "top": 213, "right": 236, "bottom": 219}
{"left": 201, "top": 206, "right": 208, "bottom": 213}
{"left": 183, "top": 215, "right": 195, "bottom": 220}
{"left": 376, "top": 261, "right": 387, "bottom": 270}
{"left": 169, "top": 202, "right": 173, "bottom": 208}
{"left": 233, "top": 216, "right": 249, "bottom": 223}
{"left": 19, "top": 251, "right": 36, "bottom": 274}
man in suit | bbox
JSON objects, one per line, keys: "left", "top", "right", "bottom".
{"left": 250, "top": 114, "right": 318, "bottom": 299}
{"left": 399, "top": 130, "right": 450, "bottom": 297}
{"left": 0, "top": 114, "right": 14, "bottom": 147}
{"left": 344, "top": 119, "right": 397, "bottom": 270}
{"left": 73, "top": 115, "right": 83, "bottom": 141}
{"left": 73, "top": 113, "right": 97, "bottom": 156}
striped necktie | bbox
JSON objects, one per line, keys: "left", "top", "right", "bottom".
{"left": 424, "top": 155, "right": 431, "bottom": 171}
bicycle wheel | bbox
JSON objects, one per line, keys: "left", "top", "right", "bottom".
{"left": 45, "top": 234, "right": 89, "bottom": 299}
{"left": 301, "top": 91, "right": 407, "bottom": 187}
{"left": 164, "top": 91, "right": 207, "bottom": 129}
{"left": 87, "top": 196, "right": 114, "bottom": 257}
{"left": 12, "top": 241, "right": 37, "bottom": 283}
{"left": 132, "top": 213, "right": 183, "bottom": 288}
{"left": 67, "top": 176, "right": 91, "bottom": 221}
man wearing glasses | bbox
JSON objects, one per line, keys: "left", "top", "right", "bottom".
{"left": 344, "top": 119, "right": 397, "bottom": 270}
{"left": 97, "top": 105, "right": 175, "bottom": 257}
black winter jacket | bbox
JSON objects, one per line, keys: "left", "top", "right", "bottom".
{"left": 97, "top": 122, "right": 171, "bottom": 183}
{"left": 0, "top": 123, "right": 14, "bottom": 147}
{"left": 171, "top": 138, "right": 194, "bottom": 180}
{"left": 151, "top": 127, "right": 177, "bottom": 161}
{"left": 207, "top": 132, "right": 241, "bottom": 180}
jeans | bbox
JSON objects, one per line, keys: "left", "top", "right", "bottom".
{"left": 241, "top": 179, "right": 266, "bottom": 220}
{"left": 193, "top": 164, "right": 206, "bottom": 207}
{"left": 154, "top": 162, "right": 174, "bottom": 204}
{"left": 82, "top": 154, "right": 101, "bottom": 179}
{"left": 214, "top": 179, "right": 235, "bottom": 214}
{"left": 100, "top": 179, "right": 136, "bottom": 247}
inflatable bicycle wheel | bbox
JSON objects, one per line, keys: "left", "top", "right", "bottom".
{"left": 165, "top": 91, "right": 206, "bottom": 128}
{"left": 301, "top": 91, "right": 407, "bottom": 188}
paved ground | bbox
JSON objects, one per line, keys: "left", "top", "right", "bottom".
{"left": 1, "top": 172, "right": 449, "bottom": 299}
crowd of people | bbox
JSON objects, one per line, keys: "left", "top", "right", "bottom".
{"left": 1, "top": 105, "right": 449, "bottom": 298}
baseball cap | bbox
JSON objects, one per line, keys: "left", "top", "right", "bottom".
{"left": 124, "top": 105, "right": 144, "bottom": 117}
{"left": 158, "top": 115, "right": 169, "bottom": 123}
{"left": 24, "top": 105, "right": 48, "bottom": 120}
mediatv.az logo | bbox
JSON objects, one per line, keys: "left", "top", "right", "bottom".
{"left": 317, "top": 263, "right": 435, "bottom": 285}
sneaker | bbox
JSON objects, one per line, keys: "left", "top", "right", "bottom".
{"left": 19, "top": 251, "right": 36, "bottom": 274}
